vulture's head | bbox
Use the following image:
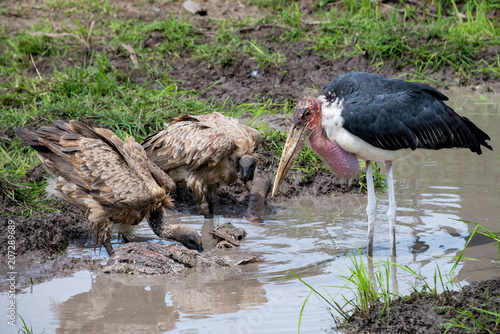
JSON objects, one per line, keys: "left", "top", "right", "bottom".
{"left": 238, "top": 155, "right": 257, "bottom": 183}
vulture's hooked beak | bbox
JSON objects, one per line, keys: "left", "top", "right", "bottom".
{"left": 272, "top": 117, "right": 313, "bottom": 197}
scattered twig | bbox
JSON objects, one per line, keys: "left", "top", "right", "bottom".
{"left": 0, "top": 186, "right": 30, "bottom": 212}
{"left": 379, "top": 1, "right": 439, "bottom": 18}
{"left": 7, "top": 11, "right": 28, "bottom": 19}
{"left": 240, "top": 22, "right": 345, "bottom": 34}
{"left": 30, "top": 54, "right": 42, "bottom": 80}
{"left": 121, "top": 43, "right": 139, "bottom": 66}
{"left": 4, "top": 178, "right": 32, "bottom": 190}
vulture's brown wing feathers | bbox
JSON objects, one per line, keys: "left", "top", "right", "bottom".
{"left": 15, "top": 120, "right": 190, "bottom": 251}
{"left": 191, "top": 112, "right": 262, "bottom": 155}
{"left": 148, "top": 159, "right": 177, "bottom": 194}
{"left": 142, "top": 115, "right": 235, "bottom": 172}
{"left": 17, "top": 121, "right": 170, "bottom": 210}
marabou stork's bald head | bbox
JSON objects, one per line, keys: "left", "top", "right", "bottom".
{"left": 272, "top": 97, "right": 323, "bottom": 196}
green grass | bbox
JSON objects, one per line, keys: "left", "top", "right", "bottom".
{"left": 441, "top": 303, "right": 500, "bottom": 333}
{"left": 0, "top": 139, "right": 60, "bottom": 215}
{"left": 17, "top": 313, "right": 40, "bottom": 334}
{"left": 461, "top": 220, "right": 500, "bottom": 261}
{"left": 310, "top": 0, "right": 500, "bottom": 81}
{"left": 437, "top": 221, "right": 500, "bottom": 333}
{"left": 296, "top": 247, "right": 399, "bottom": 333}
{"left": 334, "top": 248, "right": 395, "bottom": 321}
{"left": 356, "top": 161, "right": 387, "bottom": 194}
{"left": 2, "top": 1, "right": 499, "bottom": 84}
{"left": 2, "top": 1, "right": 498, "bottom": 104}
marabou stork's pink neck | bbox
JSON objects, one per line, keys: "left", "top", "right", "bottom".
{"left": 308, "top": 125, "right": 359, "bottom": 177}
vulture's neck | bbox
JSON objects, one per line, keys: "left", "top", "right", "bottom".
{"left": 147, "top": 208, "right": 202, "bottom": 251}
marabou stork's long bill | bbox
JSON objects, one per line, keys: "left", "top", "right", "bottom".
{"left": 142, "top": 112, "right": 262, "bottom": 218}
{"left": 272, "top": 72, "right": 492, "bottom": 256}
{"left": 16, "top": 120, "right": 203, "bottom": 255}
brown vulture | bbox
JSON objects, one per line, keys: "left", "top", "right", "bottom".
{"left": 16, "top": 120, "right": 203, "bottom": 255}
{"left": 142, "top": 112, "right": 262, "bottom": 218}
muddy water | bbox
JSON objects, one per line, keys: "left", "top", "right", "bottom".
{"left": 2, "top": 94, "right": 500, "bottom": 334}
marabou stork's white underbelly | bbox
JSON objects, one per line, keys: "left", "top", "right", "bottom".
{"left": 334, "top": 127, "right": 412, "bottom": 163}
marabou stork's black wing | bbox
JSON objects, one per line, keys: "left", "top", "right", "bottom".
{"left": 324, "top": 72, "right": 492, "bottom": 154}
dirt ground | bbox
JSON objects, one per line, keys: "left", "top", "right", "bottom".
{"left": 1, "top": 0, "right": 499, "bottom": 332}
{"left": 346, "top": 277, "right": 500, "bottom": 333}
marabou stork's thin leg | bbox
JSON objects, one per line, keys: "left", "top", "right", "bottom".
{"left": 366, "top": 161, "right": 376, "bottom": 256}
{"left": 386, "top": 160, "right": 396, "bottom": 257}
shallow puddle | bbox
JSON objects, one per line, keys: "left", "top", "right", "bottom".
{"left": 2, "top": 94, "right": 500, "bottom": 333}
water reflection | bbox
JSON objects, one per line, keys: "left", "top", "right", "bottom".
{"left": 54, "top": 269, "right": 267, "bottom": 333}
{"left": 56, "top": 276, "right": 180, "bottom": 333}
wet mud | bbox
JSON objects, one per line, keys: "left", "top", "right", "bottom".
{"left": 347, "top": 277, "right": 500, "bottom": 333}
{"left": 103, "top": 243, "right": 230, "bottom": 275}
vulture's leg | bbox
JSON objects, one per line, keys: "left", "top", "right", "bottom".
{"left": 193, "top": 180, "right": 213, "bottom": 218}
{"left": 207, "top": 184, "right": 216, "bottom": 218}
{"left": 122, "top": 234, "right": 131, "bottom": 243}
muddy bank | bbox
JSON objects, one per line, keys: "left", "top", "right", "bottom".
{"left": 0, "top": 204, "right": 97, "bottom": 290}
{"left": 346, "top": 277, "right": 500, "bottom": 333}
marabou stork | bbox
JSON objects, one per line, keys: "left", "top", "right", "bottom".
{"left": 16, "top": 120, "right": 203, "bottom": 255}
{"left": 272, "top": 72, "right": 492, "bottom": 256}
{"left": 142, "top": 112, "right": 262, "bottom": 218}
